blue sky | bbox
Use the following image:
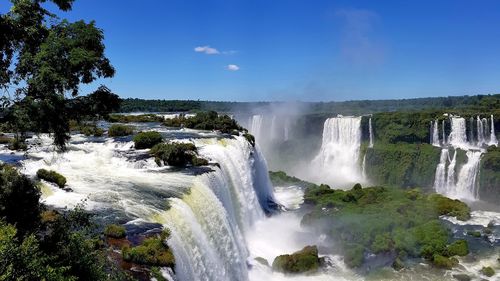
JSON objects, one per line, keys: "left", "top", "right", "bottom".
{"left": 3, "top": 0, "right": 500, "bottom": 101}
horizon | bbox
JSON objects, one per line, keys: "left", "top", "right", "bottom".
{"left": 2, "top": 0, "right": 500, "bottom": 102}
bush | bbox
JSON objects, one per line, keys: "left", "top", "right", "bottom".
{"left": 432, "top": 254, "right": 458, "bottom": 269}
{"left": 272, "top": 245, "right": 320, "bottom": 274}
{"left": 107, "top": 114, "right": 164, "bottom": 123}
{"left": 80, "top": 125, "right": 104, "bottom": 137}
{"left": 0, "top": 165, "right": 42, "bottom": 236}
{"left": 122, "top": 231, "right": 174, "bottom": 267}
{"left": 445, "top": 239, "right": 468, "bottom": 256}
{"left": 150, "top": 142, "right": 207, "bottom": 167}
{"left": 108, "top": 124, "right": 134, "bottom": 137}
{"left": 133, "top": 131, "right": 163, "bottom": 149}
{"left": 104, "top": 224, "right": 126, "bottom": 239}
{"left": 163, "top": 111, "right": 243, "bottom": 133}
{"left": 0, "top": 135, "right": 13, "bottom": 144}
{"left": 36, "top": 169, "right": 66, "bottom": 188}
{"left": 7, "top": 138, "right": 28, "bottom": 151}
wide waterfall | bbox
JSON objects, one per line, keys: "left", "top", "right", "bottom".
{"left": 310, "top": 116, "right": 364, "bottom": 186}
{"left": 448, "top": 117, "right": 468, "bottom": 148}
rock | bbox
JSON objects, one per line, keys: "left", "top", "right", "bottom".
{"left": 480, "top": 266, "right": 495, "bottom": 277}
{"left": 452, "top": 274, "right": 471, "bottom": 281}
{"left": 254, "top": 257, "right": 269, "bottom": 267}
{"left": 272, "top": 245, "right": 320, "bottom": 274}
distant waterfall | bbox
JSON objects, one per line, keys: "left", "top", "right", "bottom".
{"left": 283, "top": 119, "right": 290, "bottom": 141}
{"left": 430, "top": 120, "right": 440, "bottom": 147}
{"left": 434, "top": 149, "right": 449, "bottom": 194}
{"left": 454, "top": 151, "right": 482, "bottom": 200}
{"left": 270, "top": 116, "right": 277, "bottom": 140}
{"left": 249, "top": 115, "right": 263, "bottom": 141}
{"left": 442, "top": 119, "right": 447, "bottom": 145}
{"left": 489, "top": 115, "right": 498, "bottom": 146}
{"left": 161, "top": 137, "right": 276, "bottom": 281}
{"left": 368, "top": 117, "right": 374, "bottom": 148}
{"left": 477, "top": 116, "right": 485, "bottom": 146}
{"left": 311, "top": 116, "right": 364, "bottom": 186}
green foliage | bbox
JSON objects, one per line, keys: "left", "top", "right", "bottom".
{"left": 108, "top": 124, "right": 134, "bottom": 137}
{"left": 150, "top": 267, "right": 168, "bottom": 281}
{"left": 480, "top": 266, "right": 495, "bottom": 277}
{"left": 432, "top": 254, "right": 458, "bottom": 269}
{"left": 37, "top": 169, "right": 67, "bottom": 188}
{"left": 445, "top": 239, "right": 469, "bottom": 257}
{"left": 150, "top": 142, "right": 207, "bottom": 167}
{"left": 79, "top": 124, "right": 104, "bottom": 137}
{"left": 243, "top": 133, "right": 255, "bottom": 147}
{"left": 466, "top": 231, "right": 481, "bottom": 238}
{"left": 104, "top": 224, "right": 126, "bottom": 239}
{"left": 479, "top": 146, "right": 500, "bottom": 204}
{"left": 272, "top": 245, "right": 320, "bottom": 274}
{"left": 133, "top": 131, "right": 163, "bottom": 149}
{"left": 163, "top": 111, "right": 244, "bottom": 133}
{"left": 301, "top": 183, "right": 471, "bottom": 268}
{"left": 7, "top": 137, "right": 28, "bottom": 151}
{"left": 268, "top": 171, "right": 312, "bottom": 188}
{"left": 0, "top": 135, "right": 13, "bottom": 144}
{"left": 122, "top": 231, "right": 174, "bottom": 267}
{"left": 107, "top": 114, "right": 164, "bottom": 123}
{"left": 1, "top": 0, "right": 115, "bottom": 149}
{"left": 0, "top": 165, "right": 42, "bottom": 236}
{"left": 364, "top": 143, "right": 441, "bottom": 189}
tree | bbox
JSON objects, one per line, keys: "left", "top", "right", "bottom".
{"left": 0, "top": 0, "right": 115, "bottom": 149}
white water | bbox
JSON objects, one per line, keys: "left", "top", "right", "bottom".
{"left": 309, "top": 116, "right": 364, "bottom": 187}
{"left": 489, "top": 115, "right": 498, "bottom": 146}
{"left": 448, "top": 117, "right": 468, "bottom": 149}
{"left": 368, "top": 117, "right": 374, "bottom": 148}
{"left": 250, "top": 115, "right": 264, "bottom": 142}
{"left": 430, "top": 120, "right": 440, "bottom": 147}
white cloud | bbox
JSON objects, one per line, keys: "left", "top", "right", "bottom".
{"left": 226, "top": 64, "right": 240, "bottom": 71}
{"left": 194, "top": 45, "right": 220, "bottom": 55}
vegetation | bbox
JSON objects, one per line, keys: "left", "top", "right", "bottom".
{"left": 272, "top": 245, "right": 320, "bottom": 274}
{"left": 77, "top": 124, "right": 104, "bottom": 137}
{"left": 36, "top": 169, "right": 67, "bottom": 189}
{"left": 480, "top": 266, "right": 495, "bottom": 277}
{"left": 301, "top": 183, "right": 471, "bottom": 269}
{"left": 479, "top": 146, "right": 500, "bottom": 203}
{"left": 122, "top": 231, "right": 174, "bottom": 267}
{"left": 268, "top": 171, "right": 312, "bottom": 187}
{"left": 150, "top": 142, "right": 208, "bottom": 167}
{"left": 108, "top": 124, "right": 134, "bottom": 137}
{"left": 107, "top": 114, "right": 164, "bottom": 123}
{"left": 104, "top": 224, "right": 127, "bottom": 239}
{"left": 364, "top": 143, "right": 441, "bottom": 189}
{"left": 133, "top": 131, "right": 163, "bottom": 149}
{"left": 163, "top": 111, "right": 244, "bottom": 133}
{"left": 0, "top": 1, "right": 116, "bottom": 149}
{"left": 243, "top": 133, "right": 255, "bottom": 147}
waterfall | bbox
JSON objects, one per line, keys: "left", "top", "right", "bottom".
{"left": 431, "top": 120, "right": 440, "bottom": 147}
{"left": 283, "top": 119, "right": 290, "bottom": 141}
{"left": 468, "top": 117, "right": 474, "bottom": 143}
{"left": 160, "top": 137, "right": 277, "bottom": 281}
{"left": 368, "top": 117, "right": 374, "bottom": 148}
{"left": 361, "top": 153, "right": 367, "bottom": 179}
{"left": 477, "top": 116, "right": 485, "bottom": 146}
{"left": 433, "top": 149, "right": 449, "bottom": 194}
{"left": 270, "top": 115, "right": 277, "bottom": 141}
{"left": 311, "top": 116, "right": 364, "bottom": 186}
{"left": 446, "top": 150, "right": 457, "bottom": 190}
{"left": 489, "top": 115, "right": 498, "bottom": 146}
{"left": 249, "top": 115, "right": 263, "bottom": 141}
{"left": 442, "top": 120, "right": 447, "bottom": 145}
{"left": 454, "top": 151, "right": 482, "bottom": 200}
{"left": 448, "top": 117, "right": 468, "bottom": 148}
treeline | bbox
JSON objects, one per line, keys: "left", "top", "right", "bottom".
{"left": 118, "top": 94, "right": 500, "bottom": 114}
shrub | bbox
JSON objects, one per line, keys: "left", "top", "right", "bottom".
{"left": 163, "top": 111, "right": 243, "bottom": 133}
{"left": 108, "top": 124, "right": 134, "bottom": 137}
{"left": 36, "top": 169, "right": 66, "bottom": 188}
{"left": 150, "top": 142, "right": 207, "bottom": 167}
{"left": 133, "top": 131, "right": 163, "bottom": 149}
{"left": 122, "top": 231, "right": 174, "bottom": 267}
{"left": 445, "top": 239, "right": 468, "bottom": 256}
{"left": 107, "top": 114, "right": 164, "bottom": 123}
{"left": 272, "top": 245, "right": 320, "bottom": 274}
{"left": 80, "top": 125, "right": 104, "bottom": 137}
{"left": 0, "top": 135, "right": 13, "bottom": 144}
{"left": 432, "top": 254, "right": 458, "bottom": 269}
{"left": 8, "top": 138, "right": 27, "bottom": 151}
{"left": 466, "top": 230, "right": 481, "bottom": 238}
{"left": 104, "top": 224, "right": 126, "bottom": 239}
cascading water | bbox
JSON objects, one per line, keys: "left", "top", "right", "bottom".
{"left": 489, "top": 115, "right": 498, "bottom": 146}
{"left": 454, "top": 151, "right": 482, "bottom": 200}
{"left": 310, "top": 116, "right": 364, "bottom": 186}
{"left": 442, "top": 119, "right": 447, "bottom": 145}
{"left": 368, "top": 117, "right": 374, "bottom": 148}
{"left": 430, "top": 120, "right": 440, "bottom": 147}
{"left": 433, "top": 149, "right": 449, "bottom": 193}
{"left": 477, "top": 116, "right": 485, "bottom": 146}
{"left": 250, "top": 115, "right": 263, "bottom": 141}
{"left": 448, "top": 117, "right": 468, "bottom": 149}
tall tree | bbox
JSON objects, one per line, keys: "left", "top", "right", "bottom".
{"left": 0, "top": 0, "right": 114, "bottom": 149}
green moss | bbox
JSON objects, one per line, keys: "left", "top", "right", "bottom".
{"left": 432, "top": 254, "right": 458, "bottom": 269}
{"left": 191, "top": 155, "right": 209, "bottom": 166}
{"left": 445, "top": 239, "right": 469, "bottom": 257}
{"left": 344, "top": 244, "right": 364, "bottom": 268}
{"left": 272, "top": 245, "right": 320, "bottom": 274}
{"left": 133, "top": 131, "right": 163, "bottom": 149}
{"left": 480, "top": 266, "right": 495, "bottom": 277}
{"left": 108, "top": 124, "right": 134, "bottom": 137}
{"left": 36, "top": 169, "right": 66, "bottom": 188}
{"left": 122, "top": 231, "right": 174, "bottom": 267}
{"left": 466, "top": 230, "right": 481, "bottom": 238}
{"left": 104, "top": 224, "right": 126, "bottom": 239}
{"left": 427, "top": 194, "right": 471, "bottom": 221}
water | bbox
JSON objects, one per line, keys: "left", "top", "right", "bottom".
{"left": 368, "top": 117, "right": 374, "bottom": 148}
{"left": 430, "top": 120, "right": 440, "bottom": 147}
{"left": 448, "top": 117, "right": 468, "bottom": 149}
{"left": 489, "top": 115, "right": 498, "bottom": 146}
{"left": 309, "top": 116, "right": 364, "bottom": 187}
{"left": 250, "top": 115, "right": 264, "bottom": 141}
